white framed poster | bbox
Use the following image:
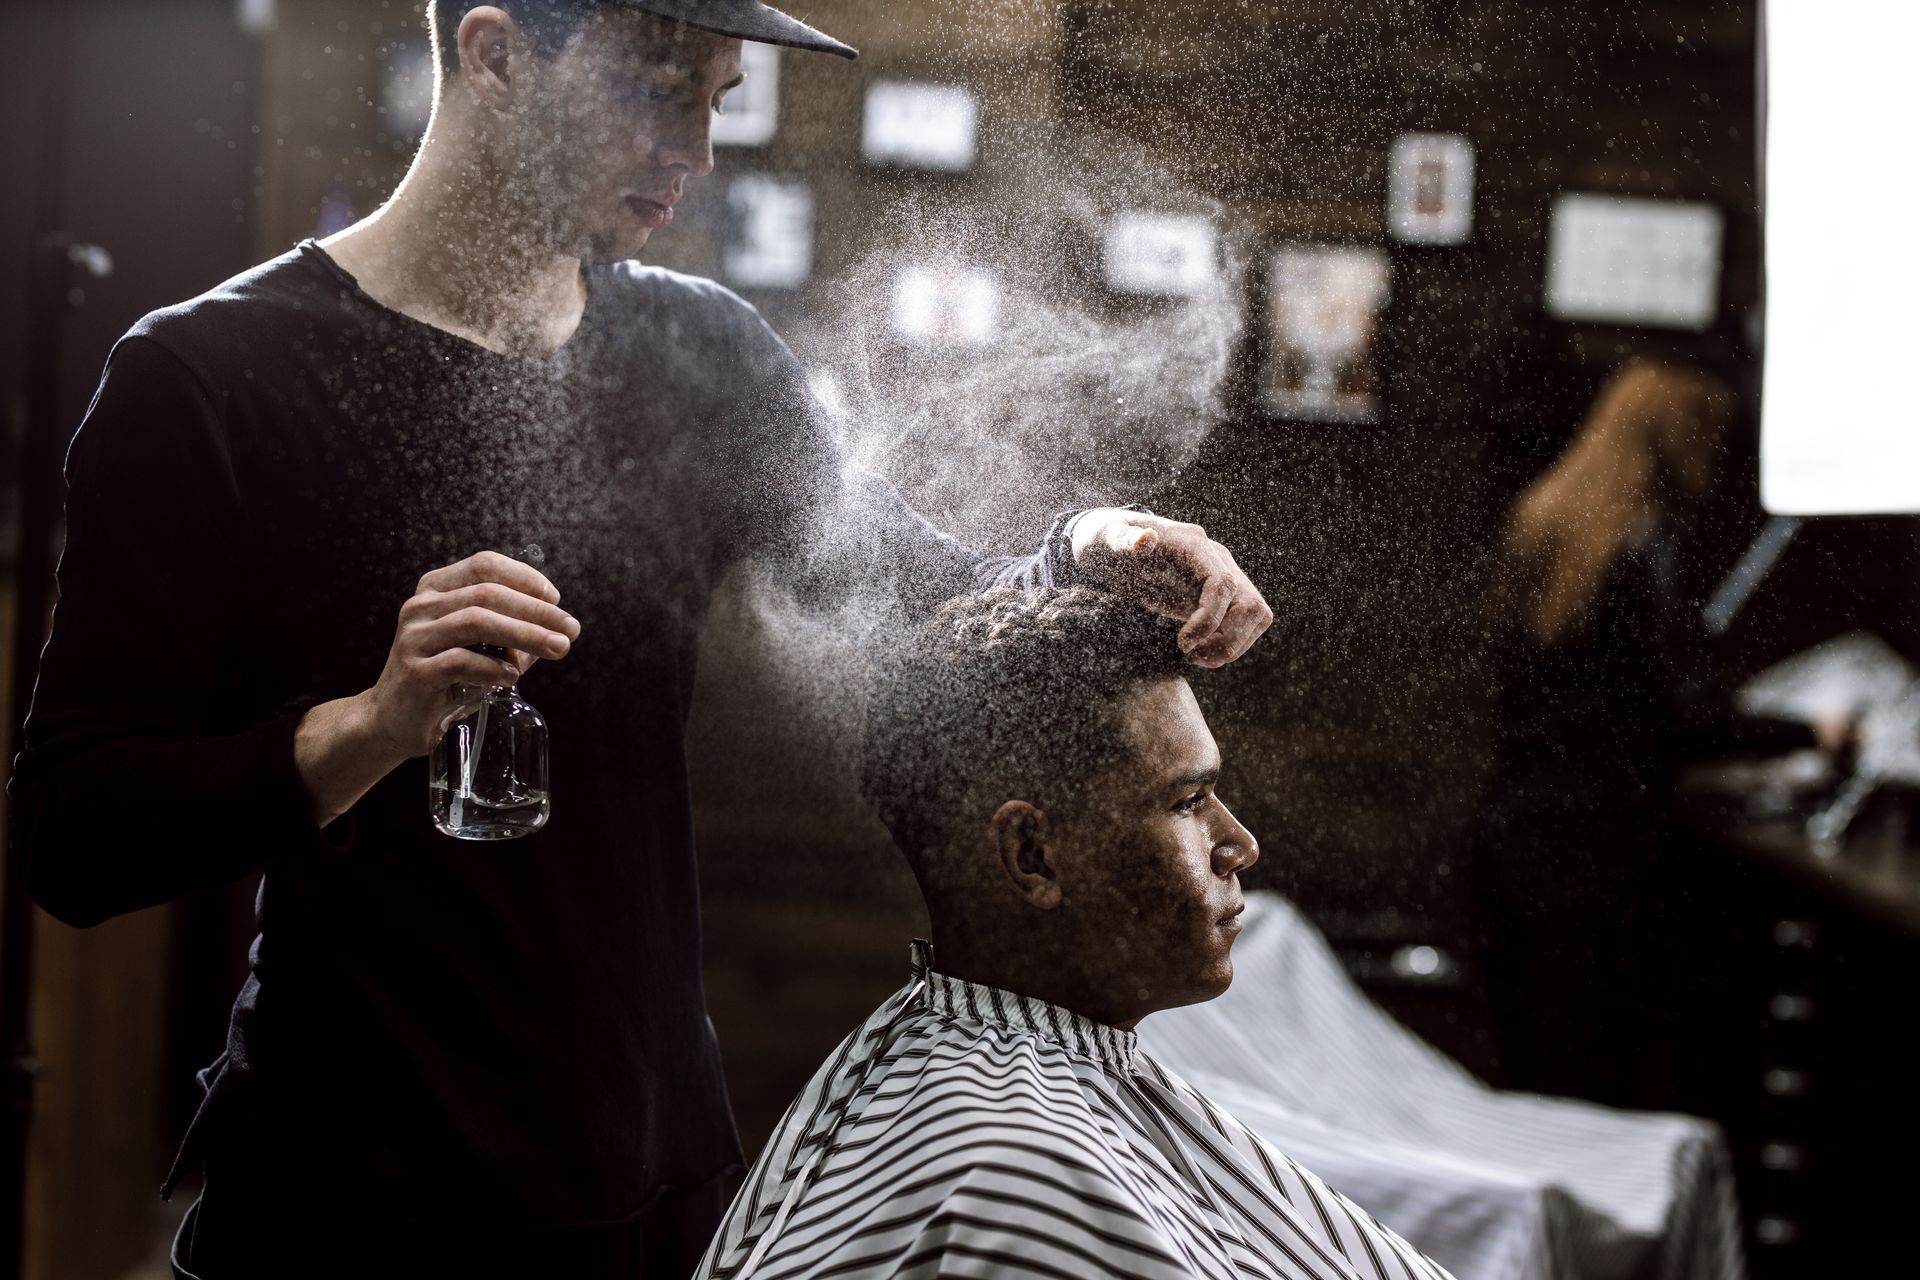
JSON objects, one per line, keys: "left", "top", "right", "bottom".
{"left": 1104, "top": 212, "right": 1219, "bottom": 297}
{"left": 712, "top": 41, "right": 780, "bottom": 147}
{"left": 1265, "top": 244, "right": 1392, "bottom": 424}
{"left": 862, "top": 82, "right": 978, "bottom": 172}
{"left": 723, "top": 175, "right": 813, "bottom": 289}
{"left": 1544, "top": 194, "right": 1723, "bottom": 330}
{"left": 1386, "top": 132, "right": 1475, "bottom": 245}
{"left": 891, "top": 264, "right": 998, "bottom": 346}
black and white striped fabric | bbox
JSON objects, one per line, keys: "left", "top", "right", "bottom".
{"left": 696, "top": 941, "right": 1457, "bottom": 1280}
{"left": 1139, "top": 894, "right": 1745, "bottom": 1280}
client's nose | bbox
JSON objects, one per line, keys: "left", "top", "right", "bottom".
{"left": 1212, "top": 800, "right": 1260, "bottom": 875}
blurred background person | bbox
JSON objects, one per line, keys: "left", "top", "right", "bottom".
{"left": 1475, "top": 359, "right": 1824, "bottom": 1106}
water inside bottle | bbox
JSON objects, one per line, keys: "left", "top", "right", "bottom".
{"left": 429, "top": 690, "right": 550, "bottom": 840}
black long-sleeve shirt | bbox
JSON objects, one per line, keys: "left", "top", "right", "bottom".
{"left": 9, "top": 242, "right": 1080, "bottom": 1229}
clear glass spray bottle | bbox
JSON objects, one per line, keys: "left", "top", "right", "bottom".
{"left": 428, "top": 547, "right": 551, "bottom": 840}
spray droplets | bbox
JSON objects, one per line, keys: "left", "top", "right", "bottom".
{"left": 792, "top": 128, "right": 1249, "bottom": 552}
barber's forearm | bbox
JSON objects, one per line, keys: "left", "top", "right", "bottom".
{"left": 294, "top": 693, "right": 409, "bottom": 827}
{"left": 17, "top": 708, "right": 354, "bottom": 927}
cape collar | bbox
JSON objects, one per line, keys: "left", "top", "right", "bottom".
{"left": 910, "top": 939, "right": 1140, "bottom": 1072}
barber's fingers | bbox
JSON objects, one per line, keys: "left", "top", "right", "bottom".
{"left": 422, "top": 648, "right": 523, "bottom": 690}
{"left": 405, "top": 581, "right": 579, "bottom": 638}
{"left": 1178, "top": 574, "right": 1236, "bottom": 652}
{"left": 415, "top": 607, "right": 573, "bottom": 661}
{"left": 1086, "top": 518, "right": 1271, "bottom": 667}
{"left": 417, "top": 549, "right": 562, "bottom": 606}
{"left": 1186, "top": 589, "right": 1274, "bottom": 668}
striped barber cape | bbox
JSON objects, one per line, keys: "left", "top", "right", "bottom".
{"left": 695, "top": 941, "right": 1457, "bottom": 1280}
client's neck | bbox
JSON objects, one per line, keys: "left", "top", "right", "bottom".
{"left": 930, "top": 923, "right": 1145, "bottom": 1032}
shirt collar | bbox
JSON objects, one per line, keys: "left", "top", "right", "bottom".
{"left": 910, "top": 939, "right": 1140, "bottom": 1072}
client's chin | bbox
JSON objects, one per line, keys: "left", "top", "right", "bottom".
{"left": 1166, "top": 960, "right": 1237, "bottom": 1011}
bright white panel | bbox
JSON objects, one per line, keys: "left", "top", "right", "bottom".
{"left": 1760, "top": 1, "right": 1920, "bottom": 514}
{"left": 723, "top": 176, "right": 812, "bottom": 289}
{"left": 862, "top": 82, "right": 977, "bottom": 172}
{"left": 712, "top": 42, "right": 779, "bottom": 147}
{"left": 1545, "top": 194, "right": 1723, "bottom": 329}
{"left": 1104, "top": 213, "right": 1218, "bottom": 296}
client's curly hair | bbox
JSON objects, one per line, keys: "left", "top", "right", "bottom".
{"left": 860, "top": 586, "right": 1187, "bottom": 881}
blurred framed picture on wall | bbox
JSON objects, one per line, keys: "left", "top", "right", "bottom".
{"left": 722, "top": 175, "right": 813, "bottom": 289}
{"left": 862, "top": 81, "right": 979, "bottom": 172}
{"left": 1102, "top": 212, "right": 1219, "bottom": 297}
{"left": 891, "top": 262, "right": 999, "bottom": 347}
{"left": 1263, "top": 244, "right": 1392, "bottom": 424}
{"left": 1386, "top": 132, "right": 1475, "bottom": 245}
{"left": 712, "top": 42, "right": 780, "bottom": 146}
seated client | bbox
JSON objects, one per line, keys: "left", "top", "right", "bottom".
{"left": 696, "top": 587, "right": 1454, "bottom": 1280}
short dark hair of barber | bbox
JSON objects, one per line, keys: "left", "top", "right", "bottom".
{"left": 861, "top": 586, "right": 1188, "bottom": 878}
{"left": 429, "top": 0, "right": 607, "bottom": 75}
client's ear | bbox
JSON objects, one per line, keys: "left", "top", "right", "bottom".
{"left": 989, "top": 800, "right": 1062, "bottom": 910}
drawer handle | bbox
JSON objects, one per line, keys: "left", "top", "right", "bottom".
{"left": 1760, "top": 1142, "right": 1808, "bottom": 1172}
{"left": 1769, "top": 994, "right": 1817, "bottom": 1022}
{"left": 1772, "top": 920, "right": 1819, "bottom": 948}
{"left": 1763, "top": 1068, "right": 1810, "bottom": 1097}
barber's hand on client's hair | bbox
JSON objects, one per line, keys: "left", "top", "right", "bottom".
{"left": 1069, "top": 508, "right": 1273, "bottom": 668}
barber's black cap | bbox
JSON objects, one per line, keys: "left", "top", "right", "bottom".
{"left": 626, "top": 1, "right": 858, "bottom": 59}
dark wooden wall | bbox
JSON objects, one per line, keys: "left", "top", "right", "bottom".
{"left": 3, "top": 5, "right": 265, "bottom": 1277}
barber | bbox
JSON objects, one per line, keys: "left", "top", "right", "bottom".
{"left": 10, "top": 3, "right": 1270, "bottom": 1277}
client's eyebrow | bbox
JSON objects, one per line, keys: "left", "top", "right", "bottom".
{"left": 1165, "top": 765, "right": 1221, "bottom": 790}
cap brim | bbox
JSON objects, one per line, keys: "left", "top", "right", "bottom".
{"left": 624, "top": 0, "right": 859, "bottom": 60}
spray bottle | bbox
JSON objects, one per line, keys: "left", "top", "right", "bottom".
{"left": 428, "top": 545, "right": 551, "bottom": 840}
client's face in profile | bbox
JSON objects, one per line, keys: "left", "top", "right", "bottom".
{"left": 1050, "top": 677, "right": 1260, "bottom": 1025}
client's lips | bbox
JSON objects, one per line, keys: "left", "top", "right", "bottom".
{"left": 624, "top": 194, "right": 675, "bottom": 228}
{"left": 1218, "top": 901, "right": 1246, "bottom": 928}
